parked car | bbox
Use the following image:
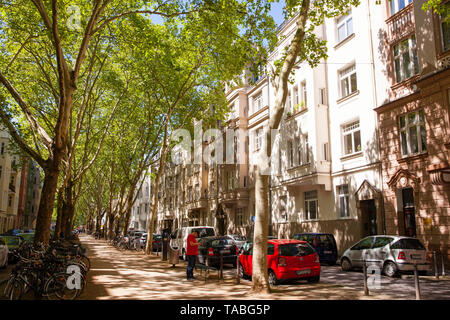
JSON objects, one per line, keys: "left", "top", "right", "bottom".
{"left": 239, "top": 239, "right": 321, "bottom": 285}
{"left": 198, "top": 236, "right": 239, "bottom": 267}
{"left": 151, "top": 234, "right": 162, "bottom": 252}
{"left": 226, "top": 235, "right": 247, "bottom": 249}
{"left": 340, "top": 235, "right": 431, "bottom": 277}
{"left": 18, "top": 233, "right": 35, "bottom": 244}
{"left": 0, "top": 237, "right": 8, "bottom": 268}
{"left": 170, "top": 226, "right": 216, "bottom": 260}
{"left": 0, "top": 235, "right": 23, "bottom": 263}
{"left": 139, "top": 233, "right": 148, "bottom": 249}
{"left": 292, "top": 233, "right": 338, "bottom": 265}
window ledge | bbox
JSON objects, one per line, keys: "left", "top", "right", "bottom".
{"left": 340, "top": 151, "right": 363, "bottom": 161}
{"left": 390, "top": 75, "right": 420, "bottom": 91}
{"left": 337, "top": 90, "right": 360, "bottom": 104}
{"left": 397, "top": 152, "right": 428, "bottom": 163}
{"left": 334, "top": 33, "right": 355, "bottom": 50}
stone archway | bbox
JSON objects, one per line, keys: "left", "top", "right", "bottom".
{"left": 387, "top": 168, "right": 421, "bottom": 237}
{"left": 355, "top": 180, "right": 384, "bottom": 237}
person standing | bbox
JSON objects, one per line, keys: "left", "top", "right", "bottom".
{"left": 186, "top": 230, "right": 200, "bottom": 280}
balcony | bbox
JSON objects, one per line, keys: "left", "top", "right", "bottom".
{"left": 219, "top": 188, "right": 249, "bottom": 206}
{"left": 386, "top": 3, "right": 415, "bottom": 45}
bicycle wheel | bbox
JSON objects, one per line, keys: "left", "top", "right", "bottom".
{"left": 44, "top": 273, "right": 80, "bottom": 300}
{"left": 7, "top": 278, "right": 23, "bottom": 300}
{"left": 79, "top": 256, "right": 90, "bottom": 271}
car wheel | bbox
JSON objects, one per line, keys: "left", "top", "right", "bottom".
{"left": 268, "top": 270, "right": 279, "bottom": 286}
{"left": 341, "top": 258, "right": 352, "bottom": 272}
{"left": 307, "top": 276, "right": 320, "bottom": 283}
{"left": 383, "top": 261, "right": 398, "bottom": 278}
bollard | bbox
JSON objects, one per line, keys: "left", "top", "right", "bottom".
{"left": 414, "top": 264, "right": 421, "bottom": 300}
{"left": 363, "top": 259, "right": 369, "bottom": 296}
{"left": 433, "top": 251, "right": 439, "bottom": 279}
{"left": 442, "top": 254, "right": 446, "bottom": 277}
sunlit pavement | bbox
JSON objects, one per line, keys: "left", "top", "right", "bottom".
{"left": 73, "top": 234, "right": 450, "bottom": 300}
{"left": 1, "top": 234, "right": 449, "bottom": 300}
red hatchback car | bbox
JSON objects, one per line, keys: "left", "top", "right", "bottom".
{"left": 239, "top": 239, "right": 321, "bottom": 285}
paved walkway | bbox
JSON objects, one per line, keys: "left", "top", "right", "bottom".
{"left": 77, "top": 234, "right": 450, "bottom": 300}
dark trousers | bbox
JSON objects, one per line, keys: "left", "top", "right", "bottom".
{"left": 186, "top": 255, "right": 196, "bottom": 279}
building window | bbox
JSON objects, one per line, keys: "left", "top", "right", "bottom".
{"left": 337, "top": 185, "right": 350, "bottom": 218}
{"left": 339, "top": 65, "right": 357, "bottom": 98}
{"left": 342, "top": 120, "right": 361, "bottom": 155}
{"left": 390, "top": 0, "right": 413, "bottom": 15}
{"left": 210, "top": 181, "right": 215, "bottom": 198}
{"left": 337, "top": 10, "right": 353, "bottom": 43}
{"left": 188, "top": 186, "right": 193, "bottom": 202}
{"left": 300, "top": 81, "right": 307, "bottom": 110}
{"left": 0, "top": 165, "right": 2, "bottom": 179}
{"left": 305, "top": 191, "right": 318, "bottom": 220}
{"left": 236, "top": 208, "right": 243, "bottom": 226}
{"left": 439, "top": 2, "right": 450, "bottom": 52}
{"left": 288, "top": 140, "right": 294, "bottom": 168}
{"left": 399, "top": 110, "right": 427, "bottom": 157}
{"left": 393, "top": 35, "right": 418, "bottom": 83}
{"left": 280, "top": 196, "right": 287, "bottom": 223}
{"left": 297, "top": 137, "right": 302, "bottom": 166}
{"left": 293, "top": 86, "right": 299, "bottom": 111}
{"left": 8, "top": 196, "right": 12, "bottom": 207}
{"left": 305, "top": 134, "right": 310, "bottom": 163}
{"left": 255, "top": 127, "right": 263, "bottom": 151}
{"left": 1, "top": 142, "right": 4, "bottom": 155}
{"left": 254, "top": 93, "right": 263, "bottom": 112}
{"left": 195, "top": 184, "right": 200, "bottom": 200}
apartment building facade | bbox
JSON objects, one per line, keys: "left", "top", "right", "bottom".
{"left": 374, "top": 0, "right": 450, "bottom": 262}
{"left": 0, "top": 129, "right": 22, "bottom": 233}
{"left": 148, "top": 0, "right": 449, "bottom": 258}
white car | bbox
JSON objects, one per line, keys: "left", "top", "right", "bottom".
{"left": 170, "top": 226, "right": 216, "bottom": 260}
{"left": 340, "top": 235, "right": 431, "bottom": 277}
{"left": 0, "top": 237, "right": 9, "bottom": 269}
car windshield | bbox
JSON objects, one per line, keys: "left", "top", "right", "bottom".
{"left": 211, "top": 239, "right": 234, "bottom": 247}
{"left": 154, "top": 235, "right": 162, "bottom": 240}
{"left": 295, "top": 234, "right": 315, "bottom": 245}
{"left": 279, "top": 243, "right": 315, "bottom": 257}
{"left": 390, "top": 238, "right": 425, "bottom": 250}
{"left": 5, "top": 237, "right": 20, "bottom": 246}
{"left": 193, "top": 228, "right": 215, "bottom": 238}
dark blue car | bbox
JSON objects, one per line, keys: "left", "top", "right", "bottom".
{"left": 292, "top": 233, "right": 338, "bottom": 265}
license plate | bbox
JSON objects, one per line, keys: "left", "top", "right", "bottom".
{"left": 411, "top": 254, "right": 422, "bottom": 260}
{"left": 324, "top": 251, "right": 332, "bottom": 254}
{"left": 220, "top": 250, "right": 230, "bottom": 254}
{"left": 296, "top": 269, "right": 311, "bottom": 275}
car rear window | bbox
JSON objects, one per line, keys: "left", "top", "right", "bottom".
{"left": 390, "top": 239, "right": 425, "bottom": 250}
{"left": 211, "top": 239, "right": 234, "bottom": 247}
{"left": 232, "top": 235, "right": 246, "bottom": 241}
{"left": 318, "top": 235, "right": 335, "bottom": 247}
{"left": 193, "top": 228, "right": 215, "bottom": 237}
{"left": 278, "top": 243, "right": 315, "bottom": 257}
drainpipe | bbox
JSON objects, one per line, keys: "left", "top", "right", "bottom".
{"left": 367, "top": 0, "right": 386, "bottom": 235}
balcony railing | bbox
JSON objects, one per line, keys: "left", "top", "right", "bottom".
{"left": 386, "top": 3, "right": 415, "bottom": 44}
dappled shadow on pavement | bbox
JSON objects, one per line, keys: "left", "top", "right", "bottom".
{"left": 78, "top": 235, "right": 448, "bottom": 300}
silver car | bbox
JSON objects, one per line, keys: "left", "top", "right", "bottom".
{"left": 227, "top": 235, "right": 247, "bottom": 250}
{"left": 340, "top": 235, "right": 431, "bottom": 277}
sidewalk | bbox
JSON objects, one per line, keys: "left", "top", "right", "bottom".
{"left": 78, "top": 234, "right": 406, "bottom": 300}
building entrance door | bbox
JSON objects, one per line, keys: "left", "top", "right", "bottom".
{"left": 360, "top": 199, "right": 377, "bottom": 237}
{"left": 402, "top": 188, "right": 416, "bottom": 237}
